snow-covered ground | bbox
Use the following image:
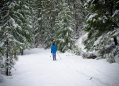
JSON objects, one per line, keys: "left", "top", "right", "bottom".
{"left": 75, "top": 33, "right": 88, "bottom": 52}
{"left": 0, "top": 48, "right": 119, "bottom": 86}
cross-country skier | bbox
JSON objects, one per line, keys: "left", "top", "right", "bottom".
{"left": 51, "top": 43, "right": 57, "bottom": 61}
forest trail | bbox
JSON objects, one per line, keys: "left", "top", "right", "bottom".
{"left": 1, "top": 48, "right": 119, "bottom": 86}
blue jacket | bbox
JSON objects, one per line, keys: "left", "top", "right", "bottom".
{"left": 51, "top": 45, "right": 57, "bottom": 53}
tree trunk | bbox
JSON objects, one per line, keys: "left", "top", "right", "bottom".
{"left": 21, "top": 48, "right": 23, "bottom": 55}
{"left": 114, "top": 37, "right": 118, "bottom": 45}
{"left": 109, "top": 1, "right": 118, "bottom": 46}
{"left": 6, "top": 39, "right": 9, "bottom": 76}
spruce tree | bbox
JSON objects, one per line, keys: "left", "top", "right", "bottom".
{"left": 83, "top": 0, "right": 119, "bottom": 62}
{"left": 53, "top": 1, "right": 75, "bottom": 53}
{"left": 34, "top": 0, "right": 48, "bottom": 48}
{"left": 43, "top": 0, "right": 58, "bottom": 49}
{"left": 29, "top": 0, "right": 40, "bottom": 48}
{"left": 0, "top": 0, "right": 33, "bottom": 75}
{"left": 19, "top": 0, "right": 33, "bottom": 50}
{"left": 0, "top": 0, "right": 22, "bottom": 75}
{"left": 36, "top": 0, "right": 58, "bottom": 49}
{"left": 66, "top": 0, "right": 87, "bottom": 38}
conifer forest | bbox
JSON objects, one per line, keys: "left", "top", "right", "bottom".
{"left": 0, "top": 0, "right": 119, "bottom": 76}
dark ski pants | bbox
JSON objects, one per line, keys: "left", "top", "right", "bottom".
{"left": 52, "top": 53, "right": 56, "bottom": 60}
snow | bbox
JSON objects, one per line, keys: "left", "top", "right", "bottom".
{"left": 0, "top": 26, "right": 1, "bottom": 31}
{"left": 10, "top": 17, "right": 18, "bottom": 28}
{"left": 87, "top": 0, "right": 91, "bottom": 2}
{"left": 1, "top": 48, "right": 119, "bottom": 86}
{"left": 115, "top": 55, "right": 119, "bottom": 63}
{"left": 94, "top": 35, "right": 102, "bottom": 46}
{"left": 23, "top": 5, "right": 29, "bottom": 9}
{"left": 0, "top": 42, "right": 4, "bottom": 47}
{"left": 112, "top": 10, "right": 119, "bottom": 17}
{"left": 75, "top": 33, "right": 88, "bottom": 52}
{"left": 9, "top": 2, "right": 16, "bottom": 9}
{"left": 28, "top": 24, "right": 33, "bottom": 28}
{"left": 68, "top": 27, "right": 73, "bottom": 31}
{"left": 87, "top": 13, "right": 98, "bottom": 21}
{"left": 13, "top": 39, "right": 24, "bottom": 45}
{"left": 59, "top": 39, "right": 65, "bottom": 42}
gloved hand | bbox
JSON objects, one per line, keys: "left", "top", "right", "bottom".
{"left": 51, "top": 51, "right": 52, "bottom": 53}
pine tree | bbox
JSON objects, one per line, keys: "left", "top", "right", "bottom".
{"left": 53, "top": 1, "right": 75, "bottom": 53}
{"left": 0, "top": 0, "right": 33, "bottom": 75}
{"left": 0, "top": 0, "right": 22, "bottom": 75}
{"left": 28, "top": 0, "right": 41, "bottom": 48}
{"left": 43, "top": 0, "right": 58, "bottom": 49}
{"left": 35, "top": 0, "right": 58, "bottom": 49}
{"left": 66, "top": 0, "right": 87, "bottom": 38}
{"left": 83, "top": 0, "right": 119, "bottom": 62}
{"left": 34, "top": 0, "right": 48, "bottom": 48}
{"left": 19, "top": 0, "right": 33, "bottom": 50}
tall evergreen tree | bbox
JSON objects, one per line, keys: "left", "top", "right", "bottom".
{"left": 34, "top": 0, "right": 48, "bottom": 48}
{"left": 66, "top": 0, "right": 87, "bottom": 38}
{"left": 0, "top": 0, "right": 22, "bottom": 76}
{"left": 53, "top": 1, "right": 75, "bottom": 53}
{"left": 0, "top": 0, "right": 33, "bottom": 75}
{"left": 19, "top": 0, "right": 33, "bottom": 50}
{"left": 83, "top": 0, "right": 119, "bottom": 62}
{"left": 35, "top": 0, "right": 58, "bottom": 49}
{"left": 43, "top": 0, "right": 59, "bottom": 49}
{"left": 29, "top": 0, "right": 40, "bottom": 48}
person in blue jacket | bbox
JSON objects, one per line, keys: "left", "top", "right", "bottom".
{"left": 51, "top": 43, "right": 57, "bottom": 61}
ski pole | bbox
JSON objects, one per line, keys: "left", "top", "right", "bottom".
{"left": 57, "top": 52, "right": 61, "bottom": 59}
{"left": 50, "top": 53, "right": 52, "bottom": 58}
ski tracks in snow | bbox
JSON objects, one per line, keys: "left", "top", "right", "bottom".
{"left": 1, "top": 49, "right": 119, "bottom": 86}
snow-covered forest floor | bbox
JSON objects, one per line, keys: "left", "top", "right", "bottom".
{"left": 0, "top": 48, "right": 119, "bottom": 86}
